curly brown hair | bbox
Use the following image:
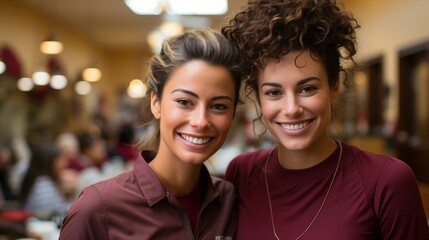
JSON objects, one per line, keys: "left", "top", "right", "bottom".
{"left": 222, "top": 0, "right": 360, "bottom": 96}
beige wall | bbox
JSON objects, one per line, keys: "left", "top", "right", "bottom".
{"left": 2, "top": 0, "right": 429, "bottom": 135}
{"left": 0, "top": 1, "right": 151, "bottom": 135}
{"left": 344, "top": 0, "right": 429, "bottom": 122}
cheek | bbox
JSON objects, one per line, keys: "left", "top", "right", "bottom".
{"left": 312, "top": 97, "right": 332, "bottom": 116}
{"left": 160, "top": 103, "right": 184, "bottom": 127}
{"left": 260, "top": 99, "right": 277, "bottom": 118}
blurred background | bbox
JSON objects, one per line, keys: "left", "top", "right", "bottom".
{"left": 1, "top": 0, "right": 429, "bottom": 238}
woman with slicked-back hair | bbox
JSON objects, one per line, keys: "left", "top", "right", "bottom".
{"left": 60, "top": 28, "right": 243, "bottom": 239}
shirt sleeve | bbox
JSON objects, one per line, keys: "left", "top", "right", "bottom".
{"left": 59, "top": 185, "right": 109, "bottom": 240}
{"left": 225, "top": 150, "right": 266, "bottom": 190}
{"left": 374, "top": 158, "right": 429, "bottom": 239}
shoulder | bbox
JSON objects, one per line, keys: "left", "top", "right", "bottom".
{"left": 89, "top": 170, "right": 134, "bottom": 195}
{"left": 210, "top": 176, "right": 236, "bottom": 211}
{"left": 73, "top": 171, "right": 134, "bottom": 208}
{"left": 343, "top": 143, "right": 418, "bottom": 197}
{"left": 344, "top": 143, "right": 414, "bottom": 180}
{"left": 60, "top": 183, "right": 111, "bottom": 238}
{"left": 72, "top": 183, "right": 109, "bottom": 213}
{"left": 225, "top": 148, "right": 273, "bottom": 186}
{"left": 343, "top": 144, "right": 429, "bottom": 238}
{"left": 211, "top": 176, "right": 235, "bottom": 194}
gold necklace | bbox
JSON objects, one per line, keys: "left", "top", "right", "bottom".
{"left": 264, "top": 142, "right": 343, "bottom": 240}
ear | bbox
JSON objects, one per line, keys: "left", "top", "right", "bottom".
{"left": 330, "top": 80, "right": 341, "bottom": 105}
{"left": 150, "top": 91, "right": 161, "bottom": 119}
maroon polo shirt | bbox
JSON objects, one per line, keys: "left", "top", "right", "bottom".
{"left": 59, "top": 151, "right": 237, "bottom": 239}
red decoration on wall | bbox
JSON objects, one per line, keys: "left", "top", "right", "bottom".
{"left": 0, "top": 46, "right": 22, "bottom": 78}
{"left": 30, "top": 57, "right": 65, "bottom": 101}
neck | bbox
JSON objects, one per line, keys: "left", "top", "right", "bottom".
{"left": 277, "top": 138, "right": 337, "bottom": 169}
{"left": 149, "top": 154, "right": 201, "bottom": 197}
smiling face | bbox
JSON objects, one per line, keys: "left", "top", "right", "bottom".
{"left": 258, "top": 50, "right": 339, "bottom": 153}
{"left": 151, "top": 60, "right": 236, "bottom": 165}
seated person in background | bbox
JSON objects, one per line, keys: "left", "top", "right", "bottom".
{"left": 54, "top": 132, "right": 80, "bottom": 201}
{"left": 114, "top": 123, "right": 139, "bottom": 170}
{"left": 66, "top": 132, "right": 101, "bottom": 172}
{"left": 74, "top": 132, "right": 125, "bottom": 196}
{"left": 0, "top": 141, "right": 18, "bottom": 206}
{"left": 19, "top": 141, "right": 72, "bottom": 219}
{"left": 55, "top": 132, "right": 80, "bottom": 169}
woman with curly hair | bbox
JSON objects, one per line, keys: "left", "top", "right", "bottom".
{"left": 222, "top": 0, "right": 429, "bottom": 239}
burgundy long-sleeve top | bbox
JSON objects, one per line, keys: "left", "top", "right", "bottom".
{"left": 226, "top": 142, "right": 429, "bottom": 240}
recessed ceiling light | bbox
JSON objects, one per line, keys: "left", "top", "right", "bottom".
{"left": 124, "top": 0, "right": 228, "bottom": 15}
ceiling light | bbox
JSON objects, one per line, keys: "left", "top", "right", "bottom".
{"left": 40, "top": 36, "right": 64, "bottom": 55}
{"left": 125, "top": 0, "right": 228, "bottom": 15}
{"left": 147, "top": 30, "right": 165, "bottom": 53}
{"left": 75, "top": 80, "right": 92, "bottom": 95}
{"left": 32, "top": 70, "right": 50, "bottom": 85}
{"left": 17, "top": 77, "right": 34, "bottom": 91}
{"left": 124, "top": 0, "right": 163, "bottom": 15}
{"left": 82, "top": 67, "right": 102, "bottom": 82}
{"left": 147, "top": 21, "right": 184, "bottom": 53}
{"left": 159, "top": 22, "right": 183, "bottom": 37}
{"left": 167, "top": 0, "right": 228, "bottom": 15}
{"left": 50, "top": 74, "right": 68, "bottom": 90}
{"left": 127, "top": 79, "right": 147, "bottom": 98}
{"left": 0, "top": 60, "right": 5, "bottom": 74}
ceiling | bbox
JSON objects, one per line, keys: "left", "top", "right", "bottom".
{"left": 15, "top": 0, "right": 248, "bottom": 52}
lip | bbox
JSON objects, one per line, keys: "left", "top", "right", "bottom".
{"left": 276, "top": 119, "right": 314, "bottom": 135}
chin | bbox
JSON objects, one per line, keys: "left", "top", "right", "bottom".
{"left": 179, "top": 152, "right": 212, "bottom": 165}
{"left": 280, "top": 139, "right": 312, "bottom": 151}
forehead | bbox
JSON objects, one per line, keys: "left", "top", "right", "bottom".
{"left": 258, "top": 50, "right": 327, "bottom": 83}
{"left": 165, "top": 60, "right": 236, "bottom": 95}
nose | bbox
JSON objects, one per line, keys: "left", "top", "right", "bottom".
{"left": 281, "top": 95, "right": 303, "bottom": 117}
{"left": 190, "top": 106, "right": 211, "bottom": 130}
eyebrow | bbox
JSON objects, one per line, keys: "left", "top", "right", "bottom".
{"left": 171, "top": 88, "right": 233, "bottom": 102}
{"left": 260, "top": 76, "right": 321, "bottom": 88}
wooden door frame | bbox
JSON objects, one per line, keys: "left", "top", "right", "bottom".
{"left": 398, "top": 41, "right": 429, "bottom": 183}
{"left": 364, "top": 56, "right": 384, "bottom": 133}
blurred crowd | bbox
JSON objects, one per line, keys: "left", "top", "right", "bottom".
{"left": 0, "top": 122, "right": 140, "bottom": 238}
{"left": 0, "top": 108, "right": 273, "bottom": 238}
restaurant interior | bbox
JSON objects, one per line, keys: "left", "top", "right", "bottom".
{"left": 1, "top": 0, "right": 429, "bottom": 238}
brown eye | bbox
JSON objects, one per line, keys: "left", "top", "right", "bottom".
{"left": 177, "top": 99, "right": 192, "bottom": 107}
{"left": 300, "top": 86, "right": 317, "bottom": 94}
{"left": 212, "top": 104, "right": 228, "bottom": 111}
{"left": 265, "top": 89, "right": 282, "bottom": 97}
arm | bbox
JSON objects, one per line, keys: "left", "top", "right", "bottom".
{"left": 59, "top": 186, "right": 109, "bottom": 240}
{"left": 374, "top": 159, "right": 429, "bottom": 240}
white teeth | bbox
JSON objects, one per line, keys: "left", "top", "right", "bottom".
{"left": 181, "top": 134, "right": 211, "bottom": 145}
{"left": 281, "top": 121, "right": 309, "bottom": 131}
